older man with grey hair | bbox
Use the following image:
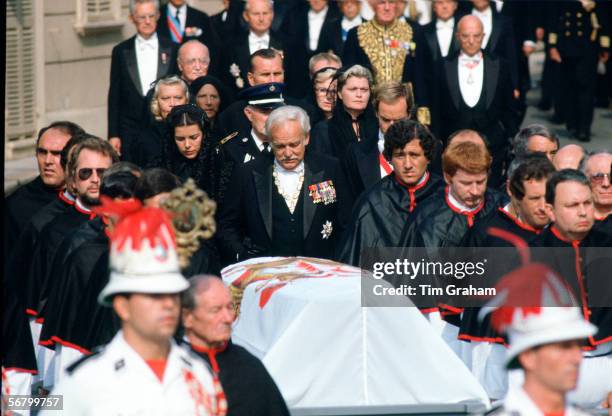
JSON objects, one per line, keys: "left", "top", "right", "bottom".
{"left": 511, "top": 124, "right": 560, "bottom": 162}
{"left": 583, "top": 150, "right": 612, "bottom": 221}
{"left": 181, "top": 275, "right": 290, "bottom": 416}
{"left": 108, "top": 0, "right": 177, "bottom": 159}
{"left": 217, "top": 105, "right": 341, "bottom": 265}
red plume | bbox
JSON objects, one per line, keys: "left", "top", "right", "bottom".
{"left": 92, "top": 196, "right": 143, "bottom": 220}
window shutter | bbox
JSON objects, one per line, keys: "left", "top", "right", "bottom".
{"left": 5, "top": 0, "right": 36, "bottom": 142}
{"left": 86, "top": 0, "right": 115, "bottom": 22}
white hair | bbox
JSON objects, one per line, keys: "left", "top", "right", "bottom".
{"left": 244, "top": 0, "right": 274, "bottom": 12}
{"left": 129, "top": 0, "right": 159, "bottom": 15}
{"left": 265, "top": 106, "right": 310, "bottom": 138}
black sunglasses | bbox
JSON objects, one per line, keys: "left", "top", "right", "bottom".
{"left": 78, "top": 168, "right": 107, "bottom": 181}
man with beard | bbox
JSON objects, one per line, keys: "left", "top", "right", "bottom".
{"left": 530, "top": 169, "right": 612, "bottom": 407}
{"left": 22, "top": 137, "right": 117, "bottom": 365}
{"left": 182, "top": 275, "right": 290, "bottom": 416}
{"left": 337, "top": 119, "right": 442, "bottom": 266}
{"left": 37, "top": 167, "right": 140, "bottom": 383}
{"left": 218, "top": 106, "right": 340, "bottom": 264}
{"left": 5, "top": 121, "right": 84, "bottom": 257}
{"left": 41, "top": 206, "right": 223, "bottom": 415}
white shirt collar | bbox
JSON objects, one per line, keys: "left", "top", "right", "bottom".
{"left": 167, "top": 3, "right": 186, "bottom": 16}
{"left": 342, "top": 15, "right": 363, "bottom": 31}
{"left": 250, "top": 129, "right": 267, "bottom": 152}
{"left": 274, "top": 159, "right": 304, "bottom": 174}
{"left": 63, "top": 189, "right": 76, "bottom": 202}
{"left": 136, "top": 32, "right": 158, "bottom": 48}
{"left": 459, "top": 51, "right": 483, "bottom": 62}
{"left": 249, "top": 31, "right": 270, "bottom": 42}
{"left": 472, "top": 6, "right": 491, "bottom": 18}
{"left": 75, "top": 198, "right": 92, "bottom": 213}
{"left": 448, "top": 188, "right": 480, "bottom": 212}
{"left": 436, "top": 17, "right": 454, "bottom": 30}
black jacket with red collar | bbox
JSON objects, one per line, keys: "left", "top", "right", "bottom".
{"left": 530, "top": 226, "right": 612, "bottom": 348}
{"left": 458, "top": 207, "right": 544, "bottom": 343}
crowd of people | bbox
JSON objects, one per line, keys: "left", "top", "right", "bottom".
{"left": 3, "top": 0, "right": 612, "bottom": 414}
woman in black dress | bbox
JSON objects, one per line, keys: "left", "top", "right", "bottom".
{"left": 309, "top": 65, "right": 379, "bottom": 158}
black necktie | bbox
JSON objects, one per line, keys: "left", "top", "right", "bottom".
{"left": 263, "top": 143, "right": 271, "bottom": 153}
{"left": 175, "top": 8, "right": 180, "bottom": 21}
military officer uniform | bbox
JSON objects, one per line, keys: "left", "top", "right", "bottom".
{"left": 547, "top": 0, "right": 610, "bottom": 141}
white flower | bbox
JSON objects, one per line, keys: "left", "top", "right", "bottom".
{"left": 321, "top": 221, "right": 333, "bottom": 240}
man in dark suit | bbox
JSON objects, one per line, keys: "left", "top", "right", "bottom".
{"left": 156, "top": 0, "right": 222, "bottom": 76}
{"left": 223, "top": 0, "right": 284, "bottom": 96}
{"left": 438, "top": 15, "right": 520, "bottom": 187}
{"left": 218, "top": 105, "right": 340, "bottom": 265}
{"left": 108, "top": 0, "right": 177, "bottom": 161}
{"left": 422, "top": 0, "right": 462, "bottom": 135}
{"left": 281, "top": 0, "right": 341, "bottom": 98}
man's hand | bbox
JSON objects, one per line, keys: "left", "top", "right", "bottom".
{"left": 513, "top": 89, "right": 520, "bottom": 99}
{"left": 600, "top": 51, "right": 610, "bottom": 64}
{"left": 549, "top": 48, "right": 562, "bottom": 63}
{"left": 109, "top": 137, "right": 122, "bottom": 156}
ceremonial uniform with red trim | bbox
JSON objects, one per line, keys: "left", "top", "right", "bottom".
{"left": 530, "top": 226, "right": 612, "bottom": 348}
{"left": 40, "top": 332, "right": 220, "bottom": 416}
{"left": 336, "top": 172, "right": 442, "bottom": 266}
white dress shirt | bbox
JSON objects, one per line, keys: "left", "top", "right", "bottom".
{"left": 493, "top": 0, "right": 504, "bottom": 13}
{"left": 458, "top": 52, "right": 484, "bottom": 108}
{"left": 167, "top": 3, "right": 187, "bottom": 32}
{"left": 436, "top": 17, "right": 455, "bottom": 57}
{"left": 472, "top": 6, "right": 493, "bottom": 48}
{"left": 274, "top": 159, "right": 305, "bottom": 197}
{"left": 248, "top": 31, "right": 271, "bottom": 55}
{"left": 308, "top": 6, "right": 328, "bottom": 51}
{"left": 135, "top": 33, "right": 159, "bottom": 96}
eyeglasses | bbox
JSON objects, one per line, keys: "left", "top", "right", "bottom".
{"left": 133, "top": 14, "right": 157, "bottom": 22}
{"left": 589, "top": 172, "right": 611, "bottom": 184}
{"left": 182, "top": 58, "right": 210, "bottom": 67}
{"left": 78, "top": 168, "right": 107, "bottom": 181}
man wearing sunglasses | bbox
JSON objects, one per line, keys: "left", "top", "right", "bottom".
{"left": 19, "top": 137, "right": 118, "bottom": 389}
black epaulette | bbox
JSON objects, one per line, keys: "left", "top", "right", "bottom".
{"left": 65, "top": 347, "right": 104, "bottom": 375}
{"left": 219, "top": 132, "right": 239, "bottom": 145}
